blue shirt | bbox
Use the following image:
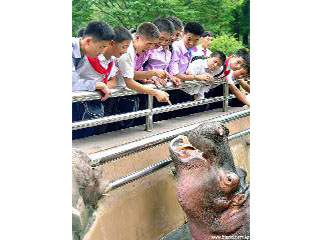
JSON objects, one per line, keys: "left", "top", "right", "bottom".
{"left": 72, "top": 37, "right": 97, "bottom": 92}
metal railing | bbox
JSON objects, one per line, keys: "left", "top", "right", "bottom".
{"left": 103, "top": 128, "right": 250, "bottom": 193}
{"left": 90, "top": 108, "right": 250, "bottom": 166}
{"left": 72, "top": 80, "right": 236, "bottom": 132}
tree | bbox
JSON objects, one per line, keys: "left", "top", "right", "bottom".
{"left": 72, "top": 0, "right": 94, "bottom": 36}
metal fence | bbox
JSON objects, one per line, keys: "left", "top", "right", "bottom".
{"left": 72, "top": 80, "right": 239, "bottom": 132}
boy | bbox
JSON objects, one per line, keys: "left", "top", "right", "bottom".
{"left": 191, "top": 31, "right": 213, "bottom": 58}
{"left": 222, "top": 48, "right": 250, "bottom": 107}
{"left": 143, "top": 17, "right": 180, "bottom": 88}
{"left": 166, "top": 16, "right": 184, "bottom": 46}
{"left": 167, "top": 21, "right": 207, "bottom": 117}
{"left": 168, "top": 22, "right": 208, "bottom": 82}
{"left": 185, "top": 51, "right": 226, "bottom": 99}
{"left": 114, "top": 22, "right": 171, "bottom": 130}
{"left": 117, "top": 22, "right": 171, "bottom": 103}
{"left": 78, "top": 26, "right": 132, "bottom": 99}
{"left": 72, "top": 21, "right": 115, "bottom": 97}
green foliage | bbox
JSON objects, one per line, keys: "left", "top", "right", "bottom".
{"left": 210, "top": 34, "right": 245, "bottom": 56}
{"left": 72, "top": 0, "right": 94, "bottom": 36}
{"left": 72, "top": 0, "right": 250, "bottom": 46}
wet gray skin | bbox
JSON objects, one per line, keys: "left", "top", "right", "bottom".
{"left": 72, "top": 149, "right": 110, "bottom": 240}
{"left": 169, "top": 122, "right": 249, "bottom": 239}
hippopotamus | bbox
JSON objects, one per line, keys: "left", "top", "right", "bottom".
{"left": 72, "top": 148, "right": 110, "bottom": 240}
{"left": 169, "top": 122, "right": 250, "bottom": 240}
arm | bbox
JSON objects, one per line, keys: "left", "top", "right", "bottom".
{"left": 72, "top": 61, "right": 110, "bottom": 100}
{"left": 124, "top": 77, "right": 170, "bottom": 104}
{"left": 229, "top": 84, "right": 250, "bottom": 107}
{"left": 107, "top": 77, "right": 117, "bottom": 89}
{"left": 238, "top": 79, "right": 250, "bottom": 93}
{"left": 134, "top": 69, "right": 168, "bottom": 80}
{"left": 72, "top": 64, "right": 97, "bottom": 92}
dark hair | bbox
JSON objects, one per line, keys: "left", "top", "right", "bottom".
{"left": 77, "top": 28, "right": 85, "bottom": 38}
{"left": 191, "top": 55, "right": 207, "bottom": 62}
{"left": 129, "top": 28, "right": 137, "bottom": 34}
{"left": 242, "top": 64, "right": 250, "bottom": 77}
{"left": 210, "top": 51, "right": 226, "bottom": 65}
{"left": 153, "top": 17, "right": 175, "bottom": 35}
{"left": 234, "top": 48, "right": 250, "bottom": 68}
{"left": 184, "top": 22, "right": 204, "bottom": 36}
{"left": 113, "top": 26, "right": 133, "bottom": 43}
{"left": 136, "top": 22, "right": 160, "bottom": 39}
{"left": 202, "top": 31, "right": 213, "bottom": 38}
{"left": 166, "top": 16, "right": 183, "bottom": 31}
{"left": 83, "top": 21, "right": 115, "bottom": 41}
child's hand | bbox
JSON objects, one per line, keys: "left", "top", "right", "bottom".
{"left": 153, "top": 78, "right": 162, "bottom": 88}
{"left": 169, "top": 75, "right": 181, "bottom": 87}
{"left": 153, "top": 69, "right": 169, "bottom": 79}
{"left": 140, "top": 78, "right": 154, "bottom": 84}
{"left": 196, "top": 74, "right": 212, "bottom": 81}
{"left": 159, "top": 78, "right": 168, "bottom": 87}
{"left": 96, "top": 82, "right": 112, "bottom": 101}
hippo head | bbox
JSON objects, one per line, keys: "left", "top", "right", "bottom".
{"left": 169, "top": 122, "right": 249, "bottom": 238}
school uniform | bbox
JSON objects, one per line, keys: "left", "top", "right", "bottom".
{"left": 185, "top": 58, "right": 223, "bottom": 99}
{"left": 112, "top": 38, "right": 142, "bottom": 130}
{"left": 191, "top": 45, "right": 212, "bottom": 58}
{"left": 167, "top": 40, "right": 196, "bottom": 117}
{"left": 143, "top": 46, "right": 173, "bottom": 121}
{"left": 72, "top": 37, "right": 97, "bottom": 92}
{"left": 72, "top": 51, "right": 118, "bottom": 139}
{"left": 168, "top": 39, "right": 193, "bottom": 76}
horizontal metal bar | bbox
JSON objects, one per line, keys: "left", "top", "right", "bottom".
{"left": 72, "top": 94, "right": 235, "bottom": 131}
{"left": 228, "top": 128, "right": 250, "bottom": 141}
{"left": 105, "top": 158, "right": 173, "bottom": 193}
{"left": 152, "top": 95, "right": 227, "bottom": 115}
{"left": 72, "top": 80, "right": 226, "bottom": 103}
{"left": 72, "top": 109, "right": 150, "bottom": 131}
{"left": 90, "top": 109, "right": 250, "bottom": 166}
{"left": 104, "top": 128, "right": 250, "bottom": 193}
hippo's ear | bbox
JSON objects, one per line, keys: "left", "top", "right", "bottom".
{"left": 231, "top": 193, "right": 246, "bottom": 206}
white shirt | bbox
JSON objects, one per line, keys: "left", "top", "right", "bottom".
{"left": 191, "top": 45, "right": 212, "bottom": 58}
{"left": 184, "top": 58, "right": 223, "bottom": 96}
{"left": 78, "top": 54, "right": 118, "bottom": 82}
{"left": 219, "top": 60, "right": 235, "bottom": 85}
{"left": 186, "top": 58, "right": 223, "bottom": 77}
{"left": 116, "top": 40, "right": 135, "bottom": 86}
{"left": 72, "top": 37, "right": 97, "bottom": 92}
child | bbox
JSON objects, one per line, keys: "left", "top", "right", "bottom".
{"left": 191, "top": 31, "right": 213, "bottom": 58}
{"left": 222, "top": 48, "right": 250, "bottom": 107}
{"left": 168, "top": 22, "right": 208, "bottom": 81}
{"left": 72, "top": 21, "right": 115, "bottom": 97}
{"left": 166, "top": 16, "right": 184, "bottom": 46}
{"left": 116, "top": 22, "right": 171, "bottom": 104}
{"left": 78, "top": 26, "right": 132, "bottom": 99}
{"left": 143, "top": 17, "right": 181, "bottom": 88}
{"left": 185, "top": 51, "right": 226, "bottom": 99}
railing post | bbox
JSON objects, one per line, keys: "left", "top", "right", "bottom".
{"left": 145, "top": 94, "right": 154, "bottom": 132}
{"left": 223, "top": 83, "right": 229, "bottom": 112}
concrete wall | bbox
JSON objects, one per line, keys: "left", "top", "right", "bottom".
{"left": 84, "top": 117, "right": 250, "bottom": 240}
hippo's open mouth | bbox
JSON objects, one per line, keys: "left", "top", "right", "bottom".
{"left": 169, "top": 135, "right": 206, "bottom": 164}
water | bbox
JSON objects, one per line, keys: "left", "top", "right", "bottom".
{"left": 161, "top": 223, "right": 192, "bottom": 240}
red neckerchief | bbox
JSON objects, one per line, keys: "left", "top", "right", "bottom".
{"left": 203, "top": 48, "right": 207, "bottom": 56}
{"left": 86, "top": 55, "right": 114, "bottom": 84}
{"left": 224, "top": 57, "right": 230, "bottom": 77}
